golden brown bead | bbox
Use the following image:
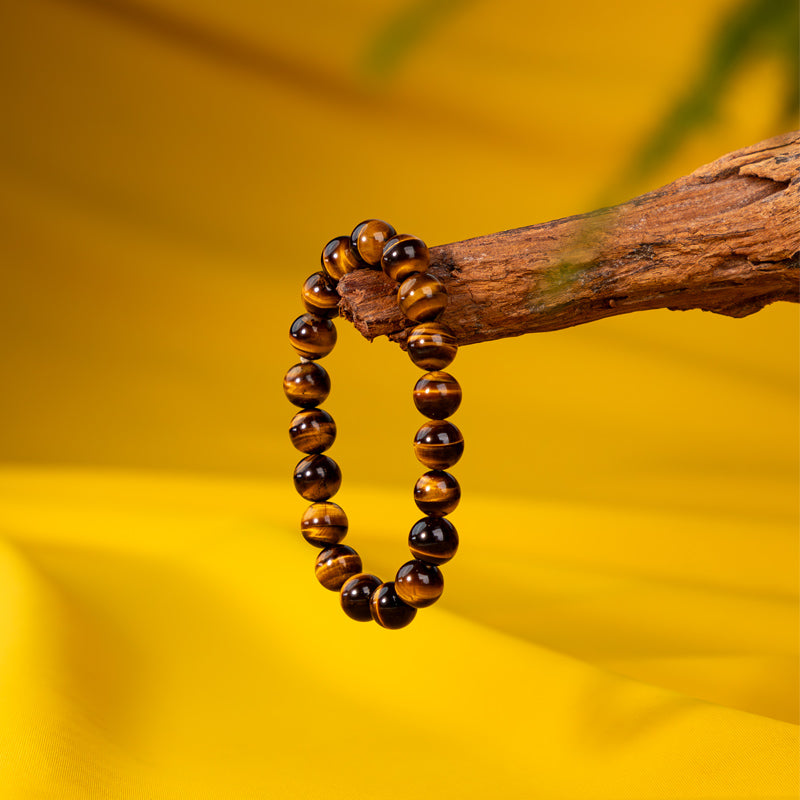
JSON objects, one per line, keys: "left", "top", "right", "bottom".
{"left": 340, "top": 573, "right": 382, "bottom": 621}
{"left": 370, "top": 582, "right": 417, "bottom": 629}
{"left": 301, "top": 272, "right": 339, "bottom": 318}
{"left": 289, "top": 314, "right": 337, "bottom": 360}
{"left": 321, "top": 235, "right": 364, "bottom": 281}
{"left": 283, "top": 362, "right": 331, "bottom": 409}
{"left": 413, "top": 371, "right": 461, "bottom": 419}
{"left": 350, "top": 219, "right": 397, "bottom": 266}
{"left": 381, "top": 234, "right": 430, "bottom": 282}
{"left": 397, "top": 273, "right": 448, "bottom": 322}
{"left": 406, "top": 322, "right": 458, "bottom": 370}
{"left": 293, "top": 454, "right": 342, "bottom": 501}
{"left": 315, "top": 545, "right": 362, "bottom": 591}
{"left": 413, "top": 420, "right": 464, "bottom": 469}
{"left": 301, "top": 502, "right": 348, "bottom": 548}
{"left": 408, "top": 515, "right": 459, "bottom": 564}
{"left": 289, "top": 408, "right": 336, "bottom": 454}
{"left": 413, "top": 470, "right": 461, "bottom": 517}
{"left": 395, "top": 560, "right": 444, "bottom": 608}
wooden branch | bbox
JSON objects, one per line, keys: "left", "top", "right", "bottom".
{"left": 338, "top": 131, "right": 800, "bottom": 346}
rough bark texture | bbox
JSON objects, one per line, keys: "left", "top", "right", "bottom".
{"left": 338, "top": 131, "right": 800, "bottom": 346}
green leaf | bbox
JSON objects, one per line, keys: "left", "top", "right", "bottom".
{"left": 626, "top": 0, "right": 799, "bottom": 183}
{"left": 359, "top": 0, "right": 474, "bottom": 80}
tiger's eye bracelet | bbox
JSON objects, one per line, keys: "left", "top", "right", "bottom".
{"left": 283, "top": 219, "right": 463, "bottom": 629}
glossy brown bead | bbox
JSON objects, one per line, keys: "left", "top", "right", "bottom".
{"left": 395, "top": 560, "right": 444, "bottom": 608}
{"left": 321, "top": 235, "right": 364, "bottom": 281}
{"left": 413, "top": 371, "right": 461, "bottom": 419}
{"left": 340, "top": 573, "right": 382, "bottom": 621}
{"left": 413, "top": 420, "right": 464, "bottom": 469}
{"left": 289, "top": 314, "right": 337, "bottom": 360}
{"left": 301, "top": 502, "right": 348, "bottom": 548}
{"left": 370, "top": 582, "right": 417, "bottom": 629}
{"left": 413, "top": 470, "right": 461, "bottom": 517}
{"left": 315, "top": 545, "right": 362, "bottom": 591}
{"left": 293, "top": 454, "right": 341, "bottom": 501}
{"left": 283, "top": 362, "right": 330, "bottom": 408}
{"left": 408, "top": 515, "right": 459, "bottom": 564}
{"left": 289, "top": 408, "right": 336, "bottom": 454}
{"left": 381, "top": 234, "right": 430, "bottom": 282}
{"left": 301, "top": 271, "right": 339, "bottom": 318}
{"left": 407, "top": 322, "right": 458, "bottom": 370}
{"left": 350, "top": 219, "right": 396, "bottom": 266}
{"left": 398, "top": 273, "right": 448, "bottom": 323}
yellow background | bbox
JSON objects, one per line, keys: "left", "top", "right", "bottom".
{"left": 0, "top": 0, "right": 797, "bottom": 797}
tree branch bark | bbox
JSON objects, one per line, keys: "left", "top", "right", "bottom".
{"left": 338, "top": 131, "right": 800, "bottom": 346}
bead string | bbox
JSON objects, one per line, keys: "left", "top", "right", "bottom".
{"left": 283, "top": 219, "right": 463, "bottom": 629}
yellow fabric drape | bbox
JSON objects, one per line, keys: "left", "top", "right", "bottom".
{"left": 0, "top": 1, "right": 796, "bottom": 797}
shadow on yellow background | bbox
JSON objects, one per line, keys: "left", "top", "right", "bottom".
{"left": 0, "top": 1, "right": 797, "bottom": 797}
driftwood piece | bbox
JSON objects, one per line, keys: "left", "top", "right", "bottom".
{"left": 338, "top": 131, "right": 799, "bottom": 346}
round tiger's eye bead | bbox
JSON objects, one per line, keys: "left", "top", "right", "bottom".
{"left": 408, "top": 515, "right": 459, "bottom": 564}
{"left": 293, "top": 454, "right": 342, "bottom": 501}
{"left": 283, "top": 362, "right": 331, "bottom": 408}
{"left": 289, "top": 408, "right": 336, "bottom": 454}
{"left": 381, "top": 234, "right": 430, "bottom": 282}
{"left": 395, "top": 560, "right": 444, "bottom": 608}
{"left": 397, "top": 273, "right": 448, "bottom": 323}
{"left": 407, "top": 323, "right": 458, "bottom": 370}
{"left": 413, "top": 371, "right": 462, "bottom": 419}
{"left": 321, "top": 235, "right": 364, "bottom": 281}
{"left": 301, "top": 502, "right": 348, "bottom": 547}
{"left": 289, "top": 314, "right": 337, "bottom": 360}
{"left": 413, "top": 471, "right": 461, "bottom": 518}
{"left": 370, "top": 582, "right": 417, "bottom": 629}
{"left": 301, "top": 272, "right": 339, "bottom": 318}
{"left": 340, "top": 573, "right": 382, "bottom": 621}
{"left": 413, "top": 420, "right": 464, "bottom": 469}
{"left": 351, "top": 219, "right": 397, "bottom": 267}
{"left": 315, "top": 545, "right": 362, "bottom": 591}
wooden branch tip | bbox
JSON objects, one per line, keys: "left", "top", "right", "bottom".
{"left": 338, "top": 131, "right": 800, "bottom": 346}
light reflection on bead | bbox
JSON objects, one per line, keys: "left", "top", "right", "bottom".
{"left": 406, "top": 322, "right": 458, "bottom": 370}
{"left": 381, "top": 234, "right": 430, "bottom": 282}
{"left": 340, "top": 573, "right": 382, "bottom": 621}
{"left": 413, "top": 420, "right": 464, "bottom": 469}
{"left": 413, "top": 471, "right": 461, "bottom": 517}
{"left": 289, "top": 408, "right": 336, "bottom": 454}
{"left": 301, "top": 272, "right": 340, "bottom": 318}
{"left": 293, "top": 454, "right": 342, "bottom": 501}
{"left": 413, "top": 371, "right": 461, "bottom": 419}
{"left": 408, "top": 515, "right": 459, "bottom": 564}
{"left": 398, "top": 272, "right": 448, "bottom": 322}
{"left": 395, "top": 560, "right": 444, "bottom": 608}
{"left": 301, "top": 502, "right": 348, "bottom": 548}
{"left": 283, "top": 362, "right": 331, "bottom": 408}
{"left": 370, "top": 582, "right": 417, "bottom": 629}
{"left": 315, "top": 545, "right": 362, "bottom": 591}
{"left": 289, "top": 314, "right": 337, "bottom": 360}
{"left": 351, "top": 219, "right": 397, "bottom": 266}
{"left": 321, "top": 235, "right": 364, "bottom": 281}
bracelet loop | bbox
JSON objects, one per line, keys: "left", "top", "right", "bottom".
{"left": 284, "top": 220, "right": 462, "bottom": 629}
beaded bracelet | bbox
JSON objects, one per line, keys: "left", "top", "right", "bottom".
{"left": 283, "top": 219, "right": 463, "bottom": 629}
